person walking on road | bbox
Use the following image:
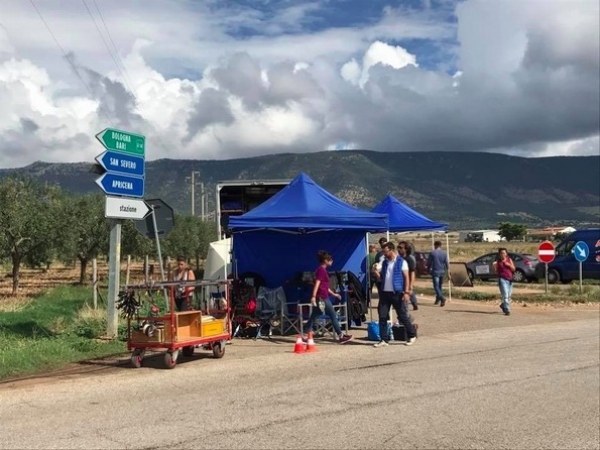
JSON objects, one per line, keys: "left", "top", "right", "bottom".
{"left": 427, "top": 240, "right": 449, "bottom": 306}
{"left": 303, "top": 250, "right": 353, "bottom": 344}
{"left": 372, "top": 242, "right": 417, "bottom": 347}
{"left": 371, "top": 237, "right": 387, "bottom": 299}
{"left": 493, "top": 248, "right": 515, "bottom": 316}
{"left": 398, "top": 241, "right": 418, "bottom": 310}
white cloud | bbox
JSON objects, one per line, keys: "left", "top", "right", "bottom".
{"left": 0, "top": 0, "right": 598, "bottom": 168}
{"left": 341, "top": 41, "right": 419, "bottom": 87}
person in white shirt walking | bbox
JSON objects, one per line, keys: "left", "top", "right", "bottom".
{"left": 371, "top": 242, "right": 417, "bottom": 347}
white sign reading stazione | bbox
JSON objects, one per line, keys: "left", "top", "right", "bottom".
{"left": 105, "top": 196, "right": 150, "bottom": 220}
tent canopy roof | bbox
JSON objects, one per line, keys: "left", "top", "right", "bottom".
{"left": 228, "top": 173, "right": 388, "bottom": 231}
{"left": 371, "top": 194, "right": 447, "bottom": 232}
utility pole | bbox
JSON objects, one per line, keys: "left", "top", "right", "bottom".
{"left": 186, "top": 171, "right": 201, "bottom": 216}
{"left": 191, "top": 171, "right": 196, "bottom": 216}
{"left": 200, "top": 182, "right": 205, "bottom": 221}
{"left": 106, "top": 219, "right": 122, "bottom": 338}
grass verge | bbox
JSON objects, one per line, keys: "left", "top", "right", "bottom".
{"left": 0, "top": 285, "right": 126, "bottom": 381}
{"left": 415, "top": 285, "right": 600, "bottom": 304}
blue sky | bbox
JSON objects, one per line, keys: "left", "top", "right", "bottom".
{"left": 0, "top": 0, "right": 598, "bottom": 167}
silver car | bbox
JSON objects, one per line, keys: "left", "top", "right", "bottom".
{"left": 466, "top": 252, "right": 539, "bottom": 283}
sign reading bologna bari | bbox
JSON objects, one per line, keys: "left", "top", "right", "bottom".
{"left": 94, "top": 128, "right": 146, "bottom": 199}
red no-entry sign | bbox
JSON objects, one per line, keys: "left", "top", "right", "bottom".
{"left": 538, "top": 241, "right": 556, "bottom": 264}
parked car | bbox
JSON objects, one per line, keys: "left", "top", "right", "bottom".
{"left": 414, "top": 251, "right": 430, "bottom": 277}
{"left": 534, "top": 228, "right": 600, "bottom": 284}
{"left": 466, "top": 252, "right": 539, "bottom": 283}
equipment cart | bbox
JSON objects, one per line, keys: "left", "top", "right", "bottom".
{"left": 119, "top": 279, "right": 231, "bottom": 369}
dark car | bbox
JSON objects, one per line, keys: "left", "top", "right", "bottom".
{"left": 466, "top": 252, "right": 539, "bottom": 283}
{"left": 414, "top": 251, "right": 430, "bottom": 277}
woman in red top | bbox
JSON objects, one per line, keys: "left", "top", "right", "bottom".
{"left": 303, "top": 251, "right": 353, "bottom": 344}
{"left": 492, "top": 248, "right": 515, "bottom": 316}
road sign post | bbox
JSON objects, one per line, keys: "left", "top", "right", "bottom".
{"left": 573, "top": 241, "right": 589, "bottom": 294}
{"left": 134, "top": 199, "right": 175, "bottom": 239}
{"left": 93, "top": 127, "right": 146, "bottom": 339}
{"left": 106, "top": 219, "right": 121, "bottom": 338}
{"left": 150, "top": 205, "right": 169, "bottom": 308}
{"left": 538, "top": 241, "right": 556, "bottom": 294}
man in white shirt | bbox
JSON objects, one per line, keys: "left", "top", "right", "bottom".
{"left": 372, "top": 242, "right": 417, "bottom": 347}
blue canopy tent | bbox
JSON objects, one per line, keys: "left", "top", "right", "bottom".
{"left": 371, "top": 194, "right": 447, "bottom": 233}
{"left": 228, "top": 173, "right": 388, "bottom": 288}
{"left": 371, "top": 193, "right": 452, "bottom": 301}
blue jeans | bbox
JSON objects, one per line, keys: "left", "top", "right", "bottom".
{"left": 378, "top": 291, "right": 416, "bottom": 342}
{"left": 498, "top": 278, "right": 512, "bottom": 311}
{"left": 410, "top": 292, "right": 418, "bottom": 308}
{"left": 304, "top": 298, "right": 343, "bottom": 336}
{"left": 432, "top": 275, "right": 445, "bottom": 302}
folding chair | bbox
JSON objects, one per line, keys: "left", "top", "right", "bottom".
{"left": 280, "top": 283, "right": 312, "bottom": 335}
{"left": 255, "top": 286, "right": 286, "bottom": 339}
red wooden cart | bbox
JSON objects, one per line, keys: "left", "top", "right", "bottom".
{"left": 123, "top": 279, "right": 231, "bottom": 369}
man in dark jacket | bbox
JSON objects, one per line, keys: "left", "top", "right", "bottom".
{"left": 398, "top": 241, "right": 418, "bottom": 310}
{"left": 427, "top": 240, "right": 449, "bottom": 306}
{"left": 372, "top": 242, "right": 417, "bottom": 347}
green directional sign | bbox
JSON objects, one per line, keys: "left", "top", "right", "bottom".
{"left": 96, "top": 128, "right": 145, "bottom": 156}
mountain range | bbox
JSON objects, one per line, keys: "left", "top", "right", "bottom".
{"left": 1, "top": 150, "right": 598, "bottom": 229}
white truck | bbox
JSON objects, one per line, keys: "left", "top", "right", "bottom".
{"left": 215, "top": 179, "right": 291, "bottom": 239}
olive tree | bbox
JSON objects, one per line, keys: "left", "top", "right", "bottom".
{"left": 163, "top": 215, "right": 216, "bottom": 269}
{"left": 0, "top": 177, "right": 63, "bottom": 294}
{"left": 55, "top": 193, "right": 110, "bottom": 284}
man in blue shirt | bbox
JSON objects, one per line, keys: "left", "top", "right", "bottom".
{"left": 427, "top": 240, "right": 449, "bottom": 306}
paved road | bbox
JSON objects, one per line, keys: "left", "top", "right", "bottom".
{"left": 1, "top": 304, "right": 599, "bottom": 450}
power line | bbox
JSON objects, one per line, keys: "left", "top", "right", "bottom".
{"left": 90, "top": 0, "right": 138, "bottom": 98}
{"left": 28, "top": 0, "right": 115, "bottom": 126}
{"left": 84, "top": 0, "right": 174, "bottom": 157}
{"left": 81, "top": 0, "right": 136, "bottom": 96}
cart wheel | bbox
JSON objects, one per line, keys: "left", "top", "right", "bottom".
{"left": 131, "top": 349, "right": 144, "bottom": 369}
{"left": 164, "top": 350, "right": 179, "bottom": 369}
{"left": 212, "top": 341, "right": 226, "bottom": 359}
{"left": 182, "top": 345, "right": 195, "bottom": 357}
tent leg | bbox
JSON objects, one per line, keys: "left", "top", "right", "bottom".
{"left": 366, "top": 233, "right": 373, "bottom": 323}
{"left": 446, "top": 232, "right": 452, "bottom": 303}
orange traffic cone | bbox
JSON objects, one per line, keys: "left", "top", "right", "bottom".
{"left": 293, "top": 335, "right": 306, "bottom": 354}
{"left": 306, "top": 332, "right": 318, "bottom": 353}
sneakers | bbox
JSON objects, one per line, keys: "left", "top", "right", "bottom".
{"left": 338, "top": 334, "right": 353, "bottom": 344}
{"left": 500, "top": 305, "right": 510, "bottom": 315}
{"left": 373, "top": 340, "right": 389, "bottom": 348}
{"left": 405, "top": 337, "right": 417, "bottom": 346}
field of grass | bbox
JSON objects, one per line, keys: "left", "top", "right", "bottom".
{"left": 401, "top": 236, "right": 541, "bottom": 262}
{"left": 415, "top": 282, "right": 600, "bottom": 304}
{"left": 0, "top": 285, "right": 126, "bottom": 380}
